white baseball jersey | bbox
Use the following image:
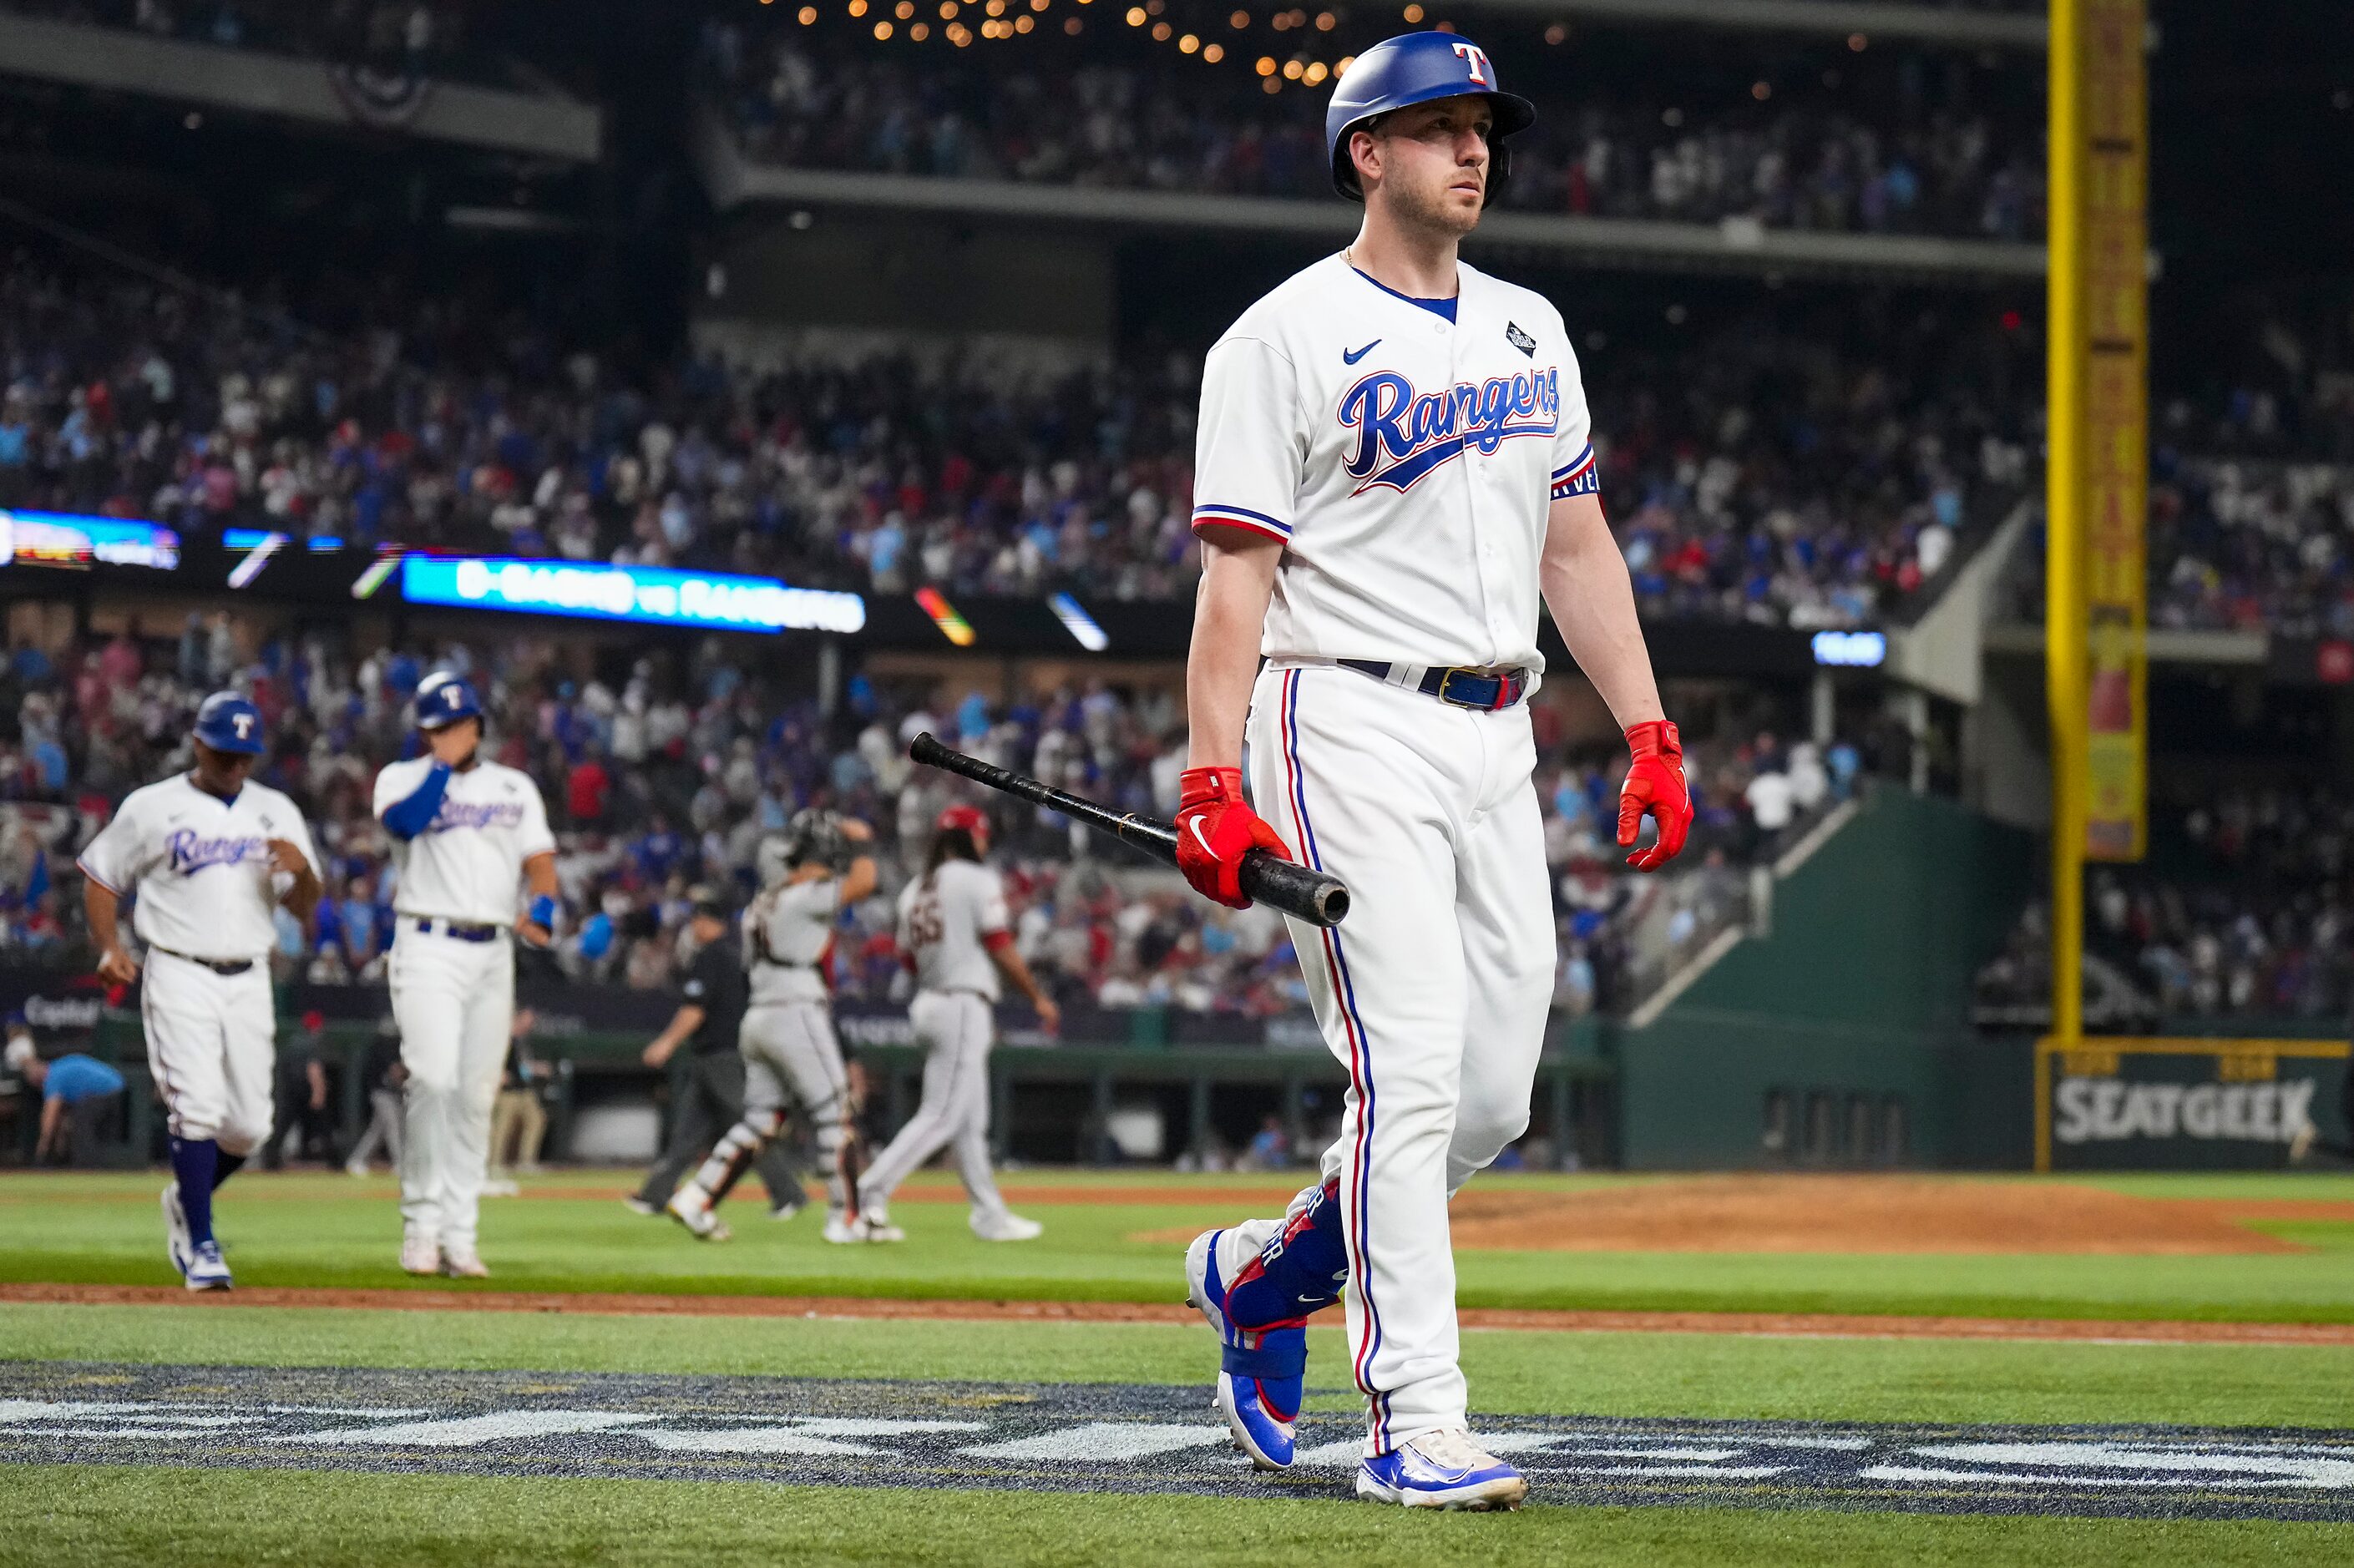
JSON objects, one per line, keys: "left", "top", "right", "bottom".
{"left": 372, "top": 757, "right": 554, "bottom": 925}
{"left": 1190, "top": 254, "right": 1597, "bottom": 672}
{"left": 77, "top": 774, "right": 321, "bottom": 961}
{"left": 896, "top": 859, "right": 1010, "bottom": 999}
{"left": 746, "top": 876, "right": 838, "bottom": 1005}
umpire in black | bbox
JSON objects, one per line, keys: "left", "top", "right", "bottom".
{"left": 629, "top": 888, "right": 807, "bottom": 1217}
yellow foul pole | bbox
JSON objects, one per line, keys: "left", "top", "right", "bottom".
{"left": 2043, "top": 0, "right": 2150, "bottom": 1174}
{"left": 2046, "top": 0, "right": 2088, "bottom": 1112}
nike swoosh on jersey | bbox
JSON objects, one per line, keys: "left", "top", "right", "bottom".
{"left": 1342, "top": 339, "right": 1381, "bottom": 365}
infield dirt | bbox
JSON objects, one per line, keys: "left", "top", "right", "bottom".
{"left": 1127, "top": 1175, "right": 2354, "bottom": 1254}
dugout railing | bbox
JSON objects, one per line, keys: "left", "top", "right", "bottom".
{"left": 73, "top": 1014, "right": 1620, "bottom": 1175}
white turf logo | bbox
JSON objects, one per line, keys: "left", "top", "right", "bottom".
{"left": 2053, "top": 1075, "right": 2316, "bottom": 1146}
{"left": 1451, "top": 42, "right": 1491, "bottom": 85}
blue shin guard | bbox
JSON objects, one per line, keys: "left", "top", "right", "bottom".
{"left": 1224, "top": 1179, "right": 1348, "bottom": 1332}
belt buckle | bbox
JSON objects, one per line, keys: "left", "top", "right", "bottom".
{"left": 1435, "top": 666, "right": 1493, "bottom": 710}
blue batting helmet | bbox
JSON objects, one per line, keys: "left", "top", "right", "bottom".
{"left": 1325, "top": 32, "right": 1535, "bottom": 201}
{"left": 413, "top": 670, "right": 483, "bottom": 731}
{"left": 190, "top": 691, "right": 266, "bottom": 756}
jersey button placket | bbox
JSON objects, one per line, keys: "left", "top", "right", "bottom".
{"left": 1453, "top": 320, "right": 1503, "bottom": 667}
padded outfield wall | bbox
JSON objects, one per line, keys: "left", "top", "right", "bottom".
{"left": 1614, "top": 790, "right": 2038, "bottom": 1171}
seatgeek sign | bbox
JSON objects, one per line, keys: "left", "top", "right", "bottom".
{"left": 2043, "top": 1039, "right": 2347, "bottom": 1171}
{"left": 401, "top": 557, "right": 866, "bottom": 635}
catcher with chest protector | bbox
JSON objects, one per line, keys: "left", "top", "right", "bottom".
{"left": 665, "top": 809, "right": 878, "bottom": 1244}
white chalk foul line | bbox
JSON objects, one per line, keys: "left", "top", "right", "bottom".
{"left": 959, "top": 1423, "right": 1233, "bottom": 1462}
{"left": 639, "top": 1419, "right": 988, "bottom": 1457}
{"left": 282, "top": 1411, "right": 666, "bottom": 1447}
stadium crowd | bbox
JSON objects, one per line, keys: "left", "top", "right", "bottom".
{"left": 2006, "top": 454, "right": 2354, "bottom": 636}
{"left": 706, "top": 30, "right": 2043, "bottom": 242}
{"left": 2002, "top": 291, "right": 2354, "bottom": 632}
{"left": 0, "top": 622, "right": 1865, "bottom": 1018}
{"left": 0, "top": 250, "right": 2019, "bottom": 628}
{"left": 1976, "top": 783, "right": 2354, "bottom": 1023}
{"left": 2144, "top": 457, "right": 2354, "bottom": 637}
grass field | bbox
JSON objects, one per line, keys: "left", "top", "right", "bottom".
{"left": 6, "top": 1167, "right": 2354, "bottom": 1322}
{"left": 3, "top": 1166, "right": 2351, "bottom": 1565}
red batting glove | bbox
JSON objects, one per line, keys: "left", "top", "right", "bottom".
{"left": 1617, "top": 720, "right": 1693, "bottom": 873}
{"left": 1174, "top": 766, "right": 1294, "bottom": 909}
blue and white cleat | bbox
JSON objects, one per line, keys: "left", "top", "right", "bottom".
{"left": 161, "top": 1184, "right": 192, "bottom": 1282}
{"left": 183, "top": 1239, "right": 233, "bottom": 1292}
{"left": 1184, "top": 1224, "right": 1303, "bottom": 1470}
{"left": 1356, "top": 1429, "right": 1529, "bottom": 1510}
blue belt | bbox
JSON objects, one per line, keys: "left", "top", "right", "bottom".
{"left": 408, "top": 918, "right": 502, "bottom": 943}
{"left": 1338, "top": 660, "right": 1531, "bottom": 711}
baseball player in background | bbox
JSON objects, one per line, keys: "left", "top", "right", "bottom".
{"left": 852, "top": 805, "right": 1058, "bottom": 1243}
{"left": 665, "top": 809, "right": 878, "bottom": 1244}
{"left": 77, "top": 693, "right": 323, "bottom": 1290}
{"left": 1172, "top": 33, "right": 1694, "bottom": 1509}
{"left": 373, "top": 671, "right": 559, "bottom": 1279}
{"left": 630, "top": 891, "right": 807, "bottom": 1220}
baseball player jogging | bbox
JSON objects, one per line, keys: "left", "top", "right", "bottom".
{"left": 372, "top": 672, "right": 559, "bottom": 1279}
{"left": 665, "top": 810, "right": 878, "bottom": 1244}
{"left": 77, "top": 692, "right": 323, "bottom": 1291}
{"left": 1172, "top": 33, "right": 1694, "bottom": 1510}
{"left": 851, "top": 805, "right": 1059, "bottom": 1243}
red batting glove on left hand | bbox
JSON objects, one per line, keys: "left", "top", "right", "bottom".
{"left": 1617, "top": 719, "right": 1693, "bottom": 873}
{"left": 1174, "top": 766, "right": 1294, "bottom": 909}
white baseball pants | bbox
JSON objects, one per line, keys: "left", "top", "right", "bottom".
{"left": 856, "top": 990, "right": 1011, "bottom": 1227}
{"left": 388, "top": 926, "right": 514, "bottom": 1253}
{"left": 140, "top": 949, "right": 276, "bottom": 1154}
{"left": 1244, "top": 665, "right": 1554, "bottom": 1456}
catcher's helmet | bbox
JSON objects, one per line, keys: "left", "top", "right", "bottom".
{"left": 190, "top": 691, "right": 266, "bottom": 756}
{"left": 777, "top": 808, "right": 848, "bottom": 871}
{"left": 1326, "top": 32, "right": 1535, "bottom": 200}
{"left": 413, "top": 670, "right": 483, "bottom": 731}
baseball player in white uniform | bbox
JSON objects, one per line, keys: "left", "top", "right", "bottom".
{"left": 664, "top": 809, "right": 878, "bottom": 1245}
{"left": 1172, "top": 33, "right": 1694, "bottom": 1509}
{"left": 851, "top": 804, "right": 1059, "bottom": 1243}
{"left": 78, "top": 692, "right": 323, "bottom": 1291}
{"left": 372, "top": 671, "right": 559, "bottom": 1279}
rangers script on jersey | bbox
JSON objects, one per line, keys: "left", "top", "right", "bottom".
{"left": 372, "top": 757, "right": 555, "bottom": 925}
{"left": 77, "top": 774, "right": 321, "bottom": 961}
{"left": 1190, "top": 254, "right": 1597, "bottom": 672}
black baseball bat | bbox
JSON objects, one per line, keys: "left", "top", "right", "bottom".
{"left": 908, "top": 732, "right": 1351, "bottom": 928}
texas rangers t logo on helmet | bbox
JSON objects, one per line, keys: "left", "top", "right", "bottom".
{"left": 1450, "top": 42, "right": 1491, "bottom": 84}
{"left": 413, "top": 670, "right": 483, "bottom": 731}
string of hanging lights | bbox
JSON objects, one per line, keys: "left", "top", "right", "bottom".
{"left": 753, "top": 0, "right": 1498, "bottom": 92}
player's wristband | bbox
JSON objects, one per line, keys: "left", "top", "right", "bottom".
{"left": 1626, "top": 719, "right": 1683, "bottom": 761}
{"left": 528, "top": 895, "right": 559, "bottom": 930}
